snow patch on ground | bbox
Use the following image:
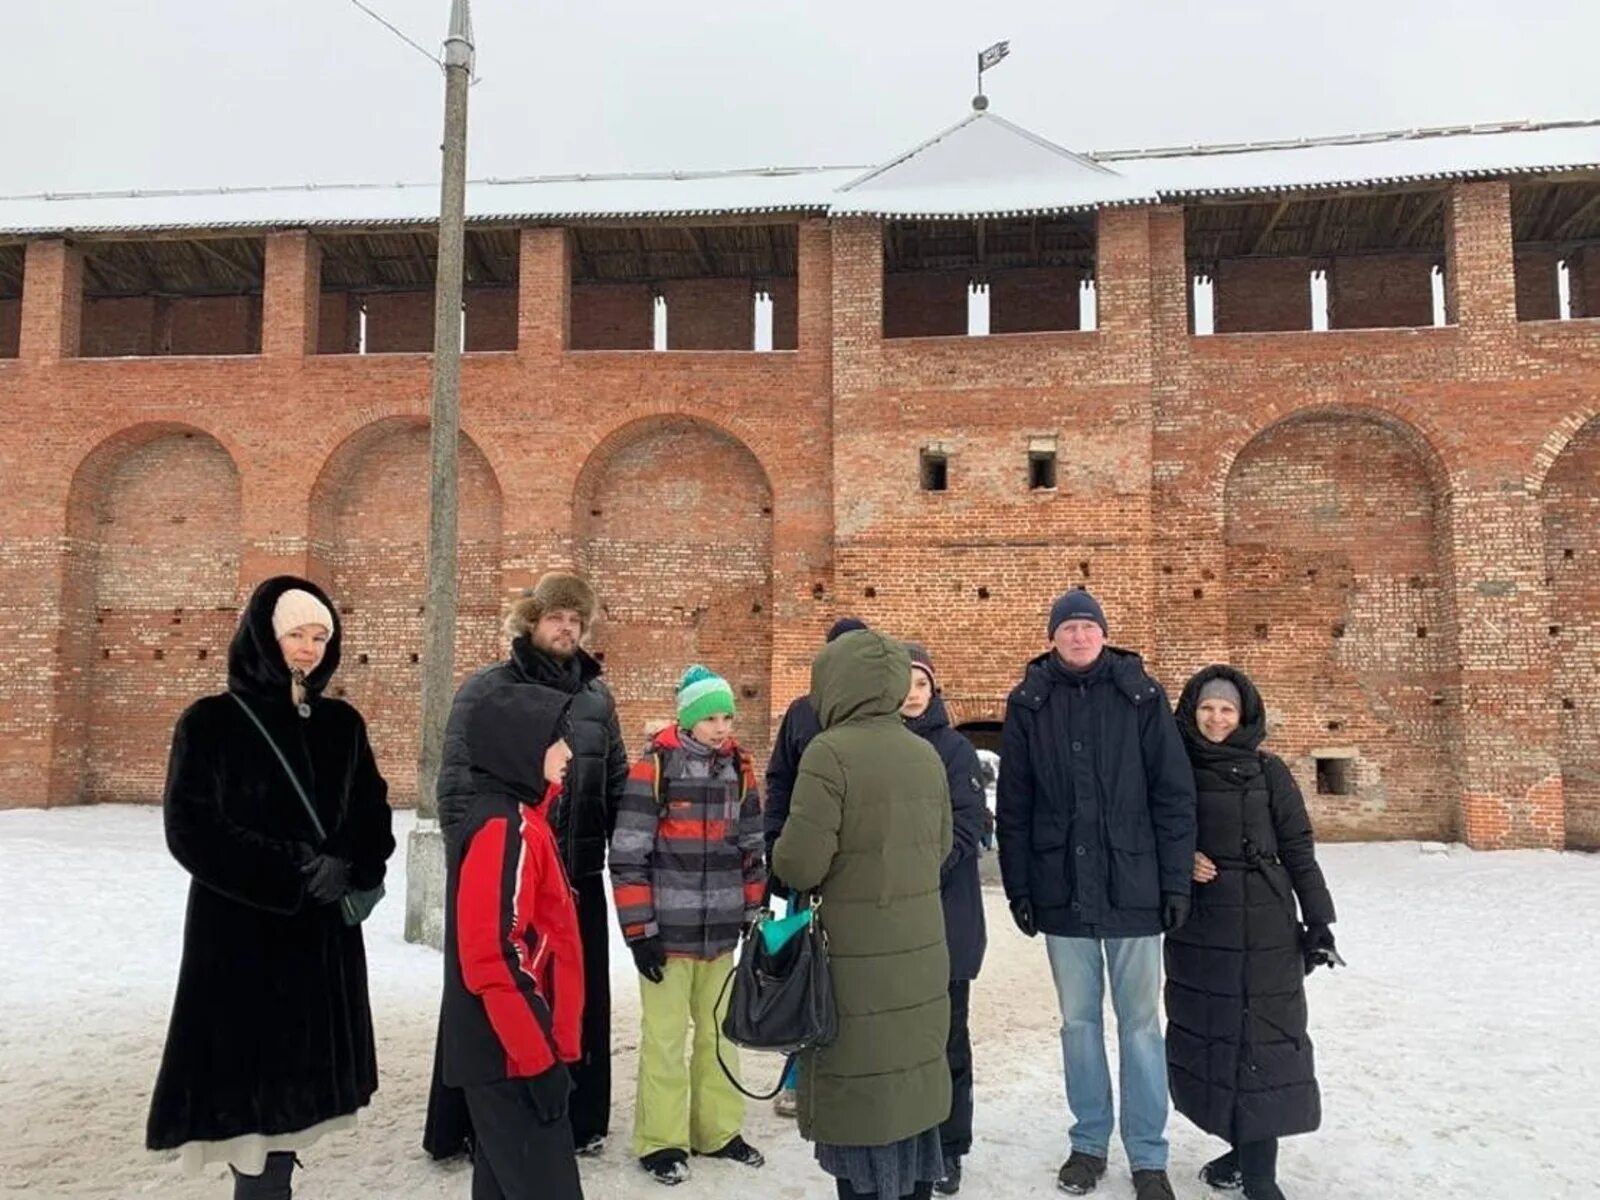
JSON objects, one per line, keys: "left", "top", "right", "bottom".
{"left": 1, "top": 806, "right": 1595, "bottom": 1198}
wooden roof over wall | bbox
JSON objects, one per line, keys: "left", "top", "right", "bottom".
{"left": 885, "top": 213, "right": 1096, "bottom": 273}
{"left": 78, "top": 235, "right": 265, "bottom": 298}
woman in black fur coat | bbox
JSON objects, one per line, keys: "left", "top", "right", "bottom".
{"left": 1164, "top": 665, "right": 1339, "bottom": 1200}
{"left": 146, "top": 576, "right": 394, "bottom": 1199}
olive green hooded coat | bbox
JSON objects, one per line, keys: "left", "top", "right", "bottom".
{"left": 772, "top": 630, "right": 953, "bottom": 1147}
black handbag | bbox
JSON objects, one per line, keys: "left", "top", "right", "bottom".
{"left": 715, "top": 895, "right": 838, "bottom": 1100}
{"left": 230, "top": 692, "right": 385, "bottom": 926}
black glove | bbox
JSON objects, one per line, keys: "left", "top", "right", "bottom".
{"left": 1161, "top": 892, "right": 1191, "bottom": 932}
{"left": 1009, "top": 896, "right": 1037, "bottom": 938}
{"left": 526, "top": 1063, "right": 572, "bottom": 1124}
{"left": 630, "top": 935, "right": 667, "bottom": 983}
{"left": 1302, "top": 922, "right": 1343, "bottom": 975}
{"left": 301, "top": 855, "right": 350, "bottom": 905}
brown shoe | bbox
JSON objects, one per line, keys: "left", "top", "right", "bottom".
{"left": 1132, "top": 1168, "right": 1176, "bottom": 1200}
{"left": 1056, "top": 1152, "right": 1108, "bottom": 1194}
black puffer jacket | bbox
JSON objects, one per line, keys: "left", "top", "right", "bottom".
{"left": 147, "top": 576, "right": 394, "bottom": 1152}
{"left": 996, "top": 647, "right": 1195, "bottom": 939}
{"left": 905, "top": 695, "right": 988, "bottom": 982}
{"left": 438, "top": 635, "right": 627, "bottom": 879}
{"left": 1164, "top": 665, "right": 1336, "bottom": 1144}
{"left": 762, "top": 693, "right": 823, "bottom": 852}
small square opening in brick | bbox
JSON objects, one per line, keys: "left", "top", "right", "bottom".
{"left": 1331, "top": 622, "right": 1346, "bottom": 639}
{"left": 1416, "top": 625, "right": 1428, "bottom": 638}
{"left": 1562, "top": 698, "right": 1577, "bottom": 711}
{"left": 409, "top": 652, "right": 420, "bottom": 664}
{"left": 1315, "top": 755, "right": 1356, "bottom": 796}
{"left": 1192, "top": 587, "right": 1204, "bottom": 600}
{"left": 977, "top": 586, "right": 991, "bottom": 600}
{"left": 920, "top": 450, "right": 949, "bottom": 492}
{"left": 1253, "top": 622, "right": 1269, "bottom": 640}
{"left": 864, "top": 587, "right": 876, "bottom": 599}
{"left": 1028, "top": 450, "right": 1057, "bottom": 490}
{"left": 357, "top": 653, "right": 369, "bottom": 665}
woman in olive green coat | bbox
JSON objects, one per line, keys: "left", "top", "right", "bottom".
{"left": 773, "top": 630, "right": 954, "bottom": 1200}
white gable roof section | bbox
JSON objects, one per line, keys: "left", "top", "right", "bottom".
{"left": 1, "top": 114, "right": 1597, "bottom": 236}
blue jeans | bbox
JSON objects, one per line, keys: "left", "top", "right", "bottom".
{"left": 1044, "top": 934, "right": 1169, "bottom": 1171}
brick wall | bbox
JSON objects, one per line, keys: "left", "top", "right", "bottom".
{"left": 80, "top": 295, "right": 262, "bottom": 357}
{"left": 989, "top": 266, "right": 1081, "bottom": 333}
{"left": 3, "top": 193, "right": 1597, "bottom": 850}
{"left": 1213, "top": 257, "right": 1312, "bottom": 332}
{"left": 0, "top": 297, "right": 20, "bottom": 357}
{"left": 1330, "top": 254, "right": 1436, "bottom": 329}
{"left": 1514, "top": 246, "right": 1562, "bottom": 321}
{"left": 884, "top": 271, "right": 969, "bottom": 338}
{"left": 571, "top": 282, "right": 653, "bottom": 349}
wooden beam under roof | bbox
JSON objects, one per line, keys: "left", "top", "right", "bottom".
{"left": 1554, "top": 189, "right": 1600, "bottom": 240}
{"left": 464, "top": 230, "right": 495, "bottom": 285}
{"left": 1528, "top": 184, "right": 1570, "bottom": 242}
{"left": 188, "top": 237, "right": 261, "bottom": 286}
{"left": 684, "top": 227, "right": 715, "bottom": 275}
{"left": 1247, "top": 199, "right": 1292, "bottom": 255}
{"left": 1397, "top": 191, "right": 1446, "bottom": 245}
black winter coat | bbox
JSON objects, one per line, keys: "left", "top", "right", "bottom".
{"left": 147, "top": 576, "right": 395, "bottom": 1152}
{"left": 437, "top": 635, "right": 627, "bottom": 877}
{"left": 762, "top": 693, "right": 822, "bottom": 852}
{"left": 1164, "top": 665, "right": 1336, "bottom": 1145}
{"left": 906, "top": 695, "right": 989, "bottom": 982}
{"left": 996, "top": 647, "right": 1195, "bottom": 939}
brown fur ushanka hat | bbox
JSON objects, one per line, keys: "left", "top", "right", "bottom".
{"left": 503, "top": 571, "right": 598, "bottom": 637}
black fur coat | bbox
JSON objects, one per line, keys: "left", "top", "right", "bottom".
{"left": 146, "top": 576, "right": 395, "bottom": 1151}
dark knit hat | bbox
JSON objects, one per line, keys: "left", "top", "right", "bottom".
{"left": 504, "top": 571, "right": 598, "bottom": 637}
{"left": 1048, "top": 588, "right": 1108, "bottom": 639}
{"left": 827, "top": 617, "right": 868, "bottom": 643}
{"left": 905, "top": 643, "right": 937, "bottom": 690}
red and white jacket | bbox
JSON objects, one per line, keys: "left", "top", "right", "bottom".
{"left": 442, "top": 784, "right": 584, "bottom": 1085}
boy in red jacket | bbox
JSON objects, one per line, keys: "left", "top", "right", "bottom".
{"left": 441, "top": 687, "right": 586, "bottom": 1200}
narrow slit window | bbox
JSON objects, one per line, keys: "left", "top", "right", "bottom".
{"left": 1558, "top": 260, "right": 1573, "bottom": 321}
{"left": 1315, "top": 755, "right": 1355, "bottom": 796}
{"left": 1431, "top": 264, "right": 1447, "bottom": 327}
{"left": 1310, "top": 269, "right": 1330, "bottom": 331}
{"left": 754, "top": 290, "right": 774, "bottom": 351}
{"left": 652, "top": 294, "right": 668, "bottom": 351}
{"left": 1028, "top": 449, "right": 1057, "bottom": 490}
{"left": 1192, "top": 274, "right": 1215, "bottom": 335}
{"left": 357, "top": 302, "right": 369, "bottom": 355}
{"left": 967, "top": 282, "right": 990, "bottom": 336}
{"left": 920, "top": 450, "right": 949, "bottom": 492}
{"left": 1079, "top": 277, "right": 1098, "bottom": 331}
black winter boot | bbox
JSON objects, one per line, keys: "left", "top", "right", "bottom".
{"left": 1132, "top": 1169, "right": 1177, "bottom": 1200}
{"left": 1200, "top": 1147, "right": 1242, "bottom": 1190}
{"left": 231, "top": 1152, "right": 295, "bottom": 1200}
{"left": 1238, "top": 1139, "right": 1285, "bottom": 1200}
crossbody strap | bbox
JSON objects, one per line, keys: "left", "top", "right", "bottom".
{"left": 230, "top": 692, "right": 327, "bottom": 843}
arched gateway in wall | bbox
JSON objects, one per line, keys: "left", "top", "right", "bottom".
{"left": 308, "top": 419, "right": 504, "bottom": 807}
{"left": 573, "top": 416, "right": 774, "bottom": 763}
{"left": 55, "top": 424, "right": 242, "bottom": 805}
{"left": 1223, "top": 409, "right": 1461, "bottom": 841}
{"left": 1540, "top": 414, "right": 1600, "bottom": 850}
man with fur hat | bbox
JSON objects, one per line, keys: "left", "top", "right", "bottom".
{"left": 426, "top": 571, "right": 629, "bottom": 1160}
{"left": 996, "top": 589, "right": 1195, "bottom": 1200}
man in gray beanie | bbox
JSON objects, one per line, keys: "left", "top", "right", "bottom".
{"left": 996, "top": 589, "right": 1196, "bottom": 1200}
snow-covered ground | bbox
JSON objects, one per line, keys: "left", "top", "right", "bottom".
{"left": 1, "top": 807, "right": 1595, "bottom": 1199}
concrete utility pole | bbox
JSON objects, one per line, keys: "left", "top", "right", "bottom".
{"left": 406, "top": 0, "right": 473, "bottom": 948}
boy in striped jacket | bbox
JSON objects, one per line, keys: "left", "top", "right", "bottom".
{"left": 610, "top": 665, "right": 768, "bottom": 1186}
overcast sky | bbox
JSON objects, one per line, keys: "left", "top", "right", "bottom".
{"left": 5, "top": 0, "right": 1599, "bottom": 195}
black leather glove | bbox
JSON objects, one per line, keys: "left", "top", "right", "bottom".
{"left": 630, "top": 935, "right": 667, "bottom": 983}
{"left": 1161, "top": 892, "right": 1191, "bottom": 932}
{"left": 301, "top": 855, "right": 350, "bottom": 905}
{"left": 1302, "top": 922, "right": 1343, "bottom": 974}
{"left": 526, "top": 1063, "right": 572, "bottom": 1124}
{"left": 1009, "top": 896, "right": 1037, "bottom": 938}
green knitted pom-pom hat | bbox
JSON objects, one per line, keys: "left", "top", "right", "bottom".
{"left": 677, "top": 663, "right": 736, "bottom": 729}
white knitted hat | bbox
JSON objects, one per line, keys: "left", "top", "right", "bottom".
{"left": 271, "top": 588, "right": 335, "bottom": 640}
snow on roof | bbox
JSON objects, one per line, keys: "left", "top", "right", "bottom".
{"left": 833, "top": 111, "right": 1155, "bottom": 217}
{"left": 2, "top": 114, "right": 1598, "bottom": 236}
{"left": 0, "top": 166, "right": 865, "bottom": 235}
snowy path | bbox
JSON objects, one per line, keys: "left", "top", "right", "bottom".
{"left": 1, "top": 807, "right": 1595, "bottom": 1199}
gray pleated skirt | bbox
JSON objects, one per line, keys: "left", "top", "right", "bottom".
{"left": 816, "top": 1125, "right": 944, "bottom": 1196}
